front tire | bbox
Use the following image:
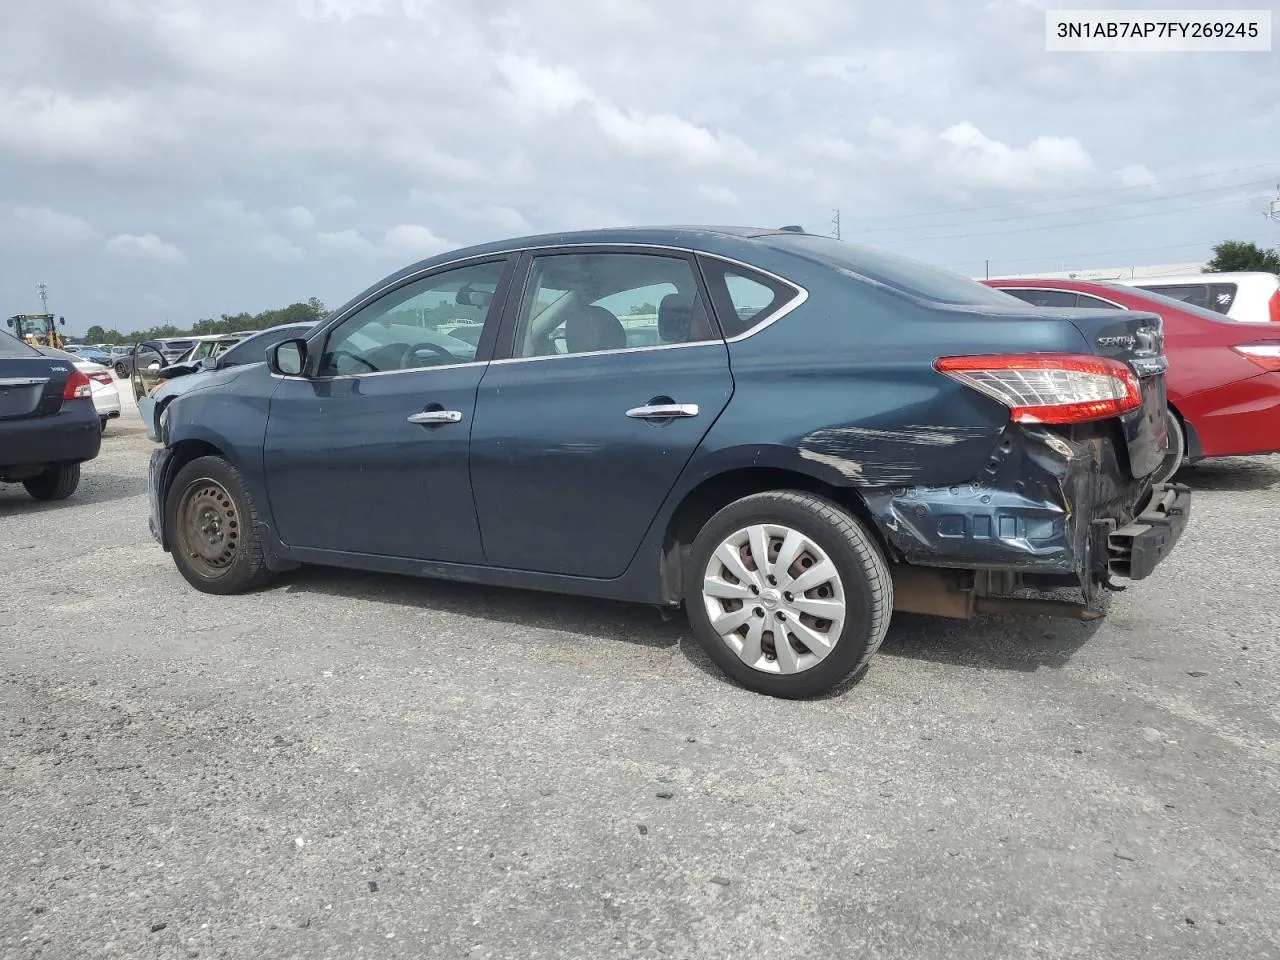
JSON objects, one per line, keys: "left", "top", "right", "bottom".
{"left": 114, "top": 363, "right": 128, "bottom": 378}
{"left": 166, "top": 455, "right": 275, "bottom": 594}
{"left": 23, "top": 463, "right": 81, "bottom": 501}
{"left": 684, "top": 491, "right": 893, "bottom": 699}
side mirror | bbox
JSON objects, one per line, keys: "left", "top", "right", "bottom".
{"left": 269, "top": 339, "right": 307, "bottom": 377}
{"left": 147, "top": 362, "right": 161, "bottom": 371}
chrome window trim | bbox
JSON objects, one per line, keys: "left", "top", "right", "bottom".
{"left": 320, "top": 242, "right": 810, "bottom": 346}
{"left": 489, "top": 339, "right": 723, "bottom": 367}
{"left": 271, "top": 359, "right": 487, "bottom": 382}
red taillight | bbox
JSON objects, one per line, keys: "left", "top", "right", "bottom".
{"left": 62, "top": 369, "right": 92, "bottom": 400}
{"left": 87, "top": 371, "right": 113, "bottom": 386}
{"left": 1268, "top": 290, "right": 1280, "bottom": 324}
{"left": 1232, "top": 342, "right": 1280, "bottom": 373}
{"left": 934, "top": 353, "right": 1142, "bottom": 424}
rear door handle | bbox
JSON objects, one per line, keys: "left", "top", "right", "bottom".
{"left": 407, "top": 410, "right": 463, "bottom": 425}
{"left": 626, "top": 403, "right": 700, "bottom": 420}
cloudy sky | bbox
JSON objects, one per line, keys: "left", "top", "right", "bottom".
{"left": 1, "top": 0, "right": 1277, "bottom": 334}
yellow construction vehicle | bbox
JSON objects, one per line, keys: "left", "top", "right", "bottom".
{"left": 6, "top": 313, "right": 67, "bottom": 349}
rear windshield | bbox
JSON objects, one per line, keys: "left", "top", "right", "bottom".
{"left": 765, "top": 233, "right": 1019, "bottom": 307}
{"left": 1096, "top": 283, "right": 1249, "bottom": 324}
{"left": 0, "top": 329, "right": 40, "bottom": 357}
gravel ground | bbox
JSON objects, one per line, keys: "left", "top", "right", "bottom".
{"left": 2, "top": 388, "right": 1278, "bottom": 960}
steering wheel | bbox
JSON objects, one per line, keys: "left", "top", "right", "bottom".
{"left": 398, "top": 341, "right": 457, "bottom": 368}
{"left": 327, "top": 349, "right": 378, "bottom": 373}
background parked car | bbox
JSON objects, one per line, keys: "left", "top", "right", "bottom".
{"left": 1115, "top": 271, "right": 1280, "bottom": 324}
{"left": 63, "top": 345, "right": 114, "bottom": 366}
{"left": 137, "top": 322, "right": 327, "bottom": 422}
{"left": 1, "top": 328, "right": 101, "bottom": 500}
{"left": 34, "top": 346, "right": 121, "bottom": 433}
{"left": 112, "top": 341, "right": 167, "bottom": 378}
{"left": 985, "top": 277, "right": 1280, "bottom": 481}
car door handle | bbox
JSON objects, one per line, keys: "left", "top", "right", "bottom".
{"left": 625, "top": 403, "right": 700, "bottom": 420}
{"left": 407, "top": 410, "right": 463, "bottom": 425}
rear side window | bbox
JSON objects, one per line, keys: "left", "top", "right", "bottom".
{"left": 0, "top": 329, "right": 39, "bottom": 357}
{"left": 698, "top": 258, "right": 798, "bottom": 338}
{"left": 1207, "top": 283, "right": 1237, "bottom": 314}
{"left": 1002, "top": 288, "right": 1080, "bottom": 308}
{"left": 1074, "top": 293, "right": 1120, "bottom": 309}
{"left": 1137, "top": 283, "right": 1210, "bottom": 310}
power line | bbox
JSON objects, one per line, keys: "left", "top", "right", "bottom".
{"left": 939, "top": 236, "right": 1276, "bottom": 273}
{"left": 869, "top": 193, "right": 1272, "bottom": 245}
{"left": 838, "top": 161, "right": 1280, "bottom": 226}
{"left": 853, "top": 177, "right": 1275, "bottom": 237}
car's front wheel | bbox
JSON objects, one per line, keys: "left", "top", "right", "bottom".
{"left": 23, "top": 463, "right": 81, "bottom": 501}
{"left": 114, "top": 363, "right": 128, "bottom": 378}
{"left": 684, "top": 491, "right": 893, "bottom": 699}
{"left": 166, "top": 455, "right": 275, "bottom": 594}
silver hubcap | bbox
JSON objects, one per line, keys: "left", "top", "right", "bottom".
{"left": 702, "top": 524, "right": 846, "bottom": 675}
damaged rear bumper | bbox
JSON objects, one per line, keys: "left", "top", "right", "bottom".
{"left": 861, "top": 426, "right": 1191, "bottom": 608}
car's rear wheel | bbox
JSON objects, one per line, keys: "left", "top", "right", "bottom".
{"left": 167, "top": 455, "right": 275, "bottom": 594}
{"left": 684, "top": 491, "right": 893, "bottom": 699}
{"left": 99, "top": 416, "right": 108, "bottom": 434}
{"left": 1151, "top": 407, "right": 1186, "bottom": 486}
{"left": 23, "top": 463, "right": 81, "bottom": 501}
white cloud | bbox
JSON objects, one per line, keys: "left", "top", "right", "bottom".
{"left": 695, "top": 185, "right": 743, "bottom": 207}
{"left": 280, "top": 205, "right": 317, "bottom": 230}
{"left": 315, "top": 229, "right": 378, "bottom": 257}
{"left": 381, "top": 224, "right": 454, "bottom": 258}
{"left": 250, "top": 233, "right": 306, "bottom": 262}
{"left": 0, "top": 0, "right": 1272, "bottom": 330}
{"left": 105, "top": 233, "right": 186, "bottom": 264}
{"left": 9, "top": 206, "right": 100, "bottom": 244}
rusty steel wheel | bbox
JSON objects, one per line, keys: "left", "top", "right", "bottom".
{"left": 175, "top": 478, "right": 241, "bottom": 579}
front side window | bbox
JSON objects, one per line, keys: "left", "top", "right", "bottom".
{"left": 512, "top": 252, "right": 718, "bottom": 358}
{"left": 318, "top": 260, "right": 506, "bottom": 377}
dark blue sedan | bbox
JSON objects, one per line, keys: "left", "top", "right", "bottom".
{"left": 144, "top": 226, "right": 1190, "bottom": 697}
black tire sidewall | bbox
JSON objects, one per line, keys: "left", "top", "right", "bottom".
{"left": 684, "top": 493, "right": 889, "bottom": 699}
{"left": 23, "top": 463, "right": 80, "bottom": 501}
{"left": 1152, "top": 408, "right": 1186, "bottom": 486}
{"left": 165, "top": 456, "right": 266, "bottom": 594}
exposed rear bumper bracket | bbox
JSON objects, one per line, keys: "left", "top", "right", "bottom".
{"left": 1106, "top": 481, "right": 1191, "bottom": 581}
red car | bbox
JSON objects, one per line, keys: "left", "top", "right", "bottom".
{"left": 984, "top": 278, "right": 1280, "bottom": 483}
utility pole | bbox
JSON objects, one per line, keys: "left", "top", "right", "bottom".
{"left": 831, "top": 209, "right": 841, "bottom": 240}
{"left": 36, "top": 281, "right": 49, "bottom": 314}
{"left": 985, "top": 259, "right": 990, "bottom": 279}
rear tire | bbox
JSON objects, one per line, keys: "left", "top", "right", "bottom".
{"left": 684, "top": 490, "right": 893, "bottom": 699}
{"left": 99, "top": 416, "right": 108, "bottom": 434}
{"left": 166, "top": 455, "right": 276, "bottom": 595}
{"left": 23, "top": 463, "right": 81, "bottom": 501}
{"left": 1151, "top": 408, "right": 1186, "bottom": 486}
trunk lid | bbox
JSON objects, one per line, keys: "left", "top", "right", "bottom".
{"left": 1061, "top": 308, "right": 1168, "bottom": 480}
{"left": 0, "top": 356, "right": 71, "bottom": 421}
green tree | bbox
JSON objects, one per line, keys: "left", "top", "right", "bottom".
{"left": 85, "top": 325, "right": 107, "bottom": 342}
{"left": 1205, "top": 240, "right": 1280, "bottom": 274}
{"left": 89, "top": 297, "right": 328, "bottom": 345}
